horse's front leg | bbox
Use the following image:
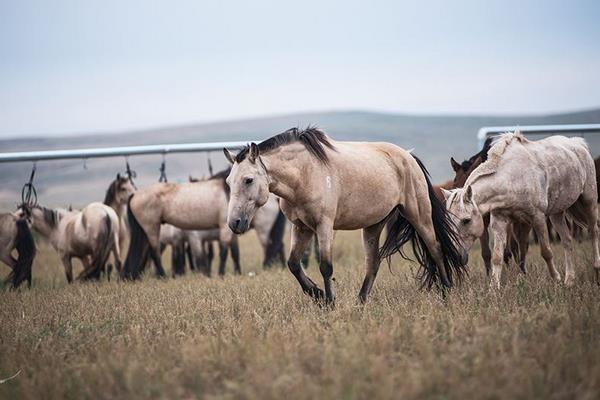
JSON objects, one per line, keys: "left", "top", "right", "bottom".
{"left": 358, "top": 221, "right": 386, "bottom": 304}
{"left": 480, "top": 214, "right": 492, "bottom": 276}
{"left": 230, "top": 235, "right": 241, "bottom": 275}
{"left": 288, "top": 223, "right": 324, "bottom": 301}
{"left": 490, "top": 213, "right": 509, "bottom": 289}
{"left": 316, "top": 221, "right": 336, "bottom": 306}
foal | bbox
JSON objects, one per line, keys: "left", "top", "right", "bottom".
{"left": 224, "top": 127, "right": 466, "bottom": 304}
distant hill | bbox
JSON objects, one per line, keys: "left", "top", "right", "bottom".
{"left": 1, "top": 108, "right": 599, "bottom": 208}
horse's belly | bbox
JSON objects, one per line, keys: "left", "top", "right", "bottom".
{"left": 333, "top": 200, "right": 396, "bottom": 230}
{"left": 163, "top": 210, "right": 221, "bottom": 231}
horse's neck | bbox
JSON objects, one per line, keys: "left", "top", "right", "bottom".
{"left": 264, "top": 148, "right": 309, "bottom": 202}
{"left": 108, "top": 201, "right": 126, "bottom": 218}
{"left": 470, "top": 177, "right": 507, "bottom": 215}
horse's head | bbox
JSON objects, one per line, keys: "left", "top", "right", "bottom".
{"left": 105, "top": 174, "right": 136, "bottom": 206}
{"left": 443, "top": 186, "right": 485, "bottom": 264}
{"left": 223, "top": 143, "right": 270, "bottom": 234}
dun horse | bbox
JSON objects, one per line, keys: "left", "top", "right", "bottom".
{"left": 103, "top": 173, "right": 136, "bottom": 265}
{"left": 224, "top": 127, "right": 466, "bottom": 305}
{"left": 0, "top": 212, "right": 36, "bottom": 288}
{"left": 19, "top": 203, "right": 120, "bottom": 282}
{"left": 122, "top": 170, "right": 240, "bottom": 279}
{"left": 444, "top": 131, "right": 600, "bottom": 288}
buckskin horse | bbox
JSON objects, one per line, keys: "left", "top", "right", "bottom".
{"left": 224, "top": 127, "right": 466, "bottom": 305}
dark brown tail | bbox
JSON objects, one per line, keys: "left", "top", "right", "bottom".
{"left": 122, "top": 197, "right": 149, "bottom": 280}
{"left": 11, "top": 218, "right": 36, "bottom": 288}
{"left": 379, "top": 155, "right": 466, "bottom": 290}
{"left": 263, "top": 209, "right": 287, "bottom": 268}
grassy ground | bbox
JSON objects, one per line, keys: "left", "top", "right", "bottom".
{"left": 1, "top": 230, "right": 599, "bottom": 400}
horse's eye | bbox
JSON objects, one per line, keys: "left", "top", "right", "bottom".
{"left": 462, "top": 218, "right": 472, "bottom": 225}
{"left": 245, "top": 177, "right": 254, "bottom": 185}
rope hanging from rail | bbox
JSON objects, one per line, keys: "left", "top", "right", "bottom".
{"left": 158, "top": 154, "right": 167, "bottom": 183}
{"left": 20, "top": 163, "right": 38, "bottom": 208}
{"left": 207, "top": 153, "right": 214, "bottom": 177}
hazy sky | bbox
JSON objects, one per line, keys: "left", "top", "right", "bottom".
{"left": 1, "top": 0, "right": 599, "bottom": 138}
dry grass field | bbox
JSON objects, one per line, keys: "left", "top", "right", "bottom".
{"left": 1, "top": 230, "right": 600, "bottom": 399}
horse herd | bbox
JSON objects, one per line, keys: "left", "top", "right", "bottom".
{"left": 1, "top": 127, "right": 599, "bottom": 306}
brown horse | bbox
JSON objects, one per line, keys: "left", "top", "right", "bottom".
{"left": 224, "top": 127, "right": 466, "bottom": 305}
{"left": 0, "top": 212, "right": 36, "bottom": 288}
{"left": 122, "top": 169, "right": 241, "bottom": 280}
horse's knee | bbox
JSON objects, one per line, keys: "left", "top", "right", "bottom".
{"left": 287, "top": 258, "right": 302, "bottom": 274}
{"left": 319, "top": 261, "right": 333, "bottom": 279}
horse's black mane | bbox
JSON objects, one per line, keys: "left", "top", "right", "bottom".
{"left": 103, "top": 179, "right": 118, "bottom": 205}
{"left": 235, "top": 126, "right": 335, "bottom": 164}
{"left": 463, "top": 137, "right": 494, "bottom": 168}
{"left": 24, "top": 205, "right": 58, "bottom": 228}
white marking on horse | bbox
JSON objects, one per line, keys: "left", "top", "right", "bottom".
{"left": 326, "top": 176, "right": 332, "bottom": 189}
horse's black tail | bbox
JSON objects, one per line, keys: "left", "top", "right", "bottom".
{"left": 379, "top": 155, "right": 466, "bottom": 290}
{"left": 11, "top": 218, "right": 36, "bottom": 289}
{"left": 122, "top": 197, "right": 149, "bottom": 280}
{"left": 263, "top": 209, "right": 287, "bottom": 268}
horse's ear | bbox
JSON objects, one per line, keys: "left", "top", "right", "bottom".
{"left": 223, "top": 148, "right": 236, "bottom": 165}
{"left": 451, "top": 157, "right": 461, "bottom": 172}
{"left": 441, "top": 188, "right": 453, "bottom": 201}
{"left": 464, "top": 185, "right": 473, "bottom": 203}
{"left": 249, "top": 142, "right": 259, "bottom": 163}
{"left": 117, "top": 173, "right": 121, "bottom": 180}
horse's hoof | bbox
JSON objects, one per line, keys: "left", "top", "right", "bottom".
{"left": 564, "top": 276, "right": 575, "bottom": 287}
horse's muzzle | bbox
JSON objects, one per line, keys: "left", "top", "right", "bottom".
{"left": 229, "top": 217, "right": 250, "bottom": 234}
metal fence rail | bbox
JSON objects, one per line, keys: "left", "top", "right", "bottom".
{"left": 477, "top": 123, "right": 600, "bottom": 149}
{"left": 0, "top": 140, "right": 254, "bottom": 163}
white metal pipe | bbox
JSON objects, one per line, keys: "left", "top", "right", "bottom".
{"left": 0, "top": 140, "right": 255, "bottom": 163}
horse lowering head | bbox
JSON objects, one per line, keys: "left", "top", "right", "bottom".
{"left": 442, "top": 186, "right": 485, "bottom": 264}
{"left": 223, "top": 143, "right": 270, "bottom": 234}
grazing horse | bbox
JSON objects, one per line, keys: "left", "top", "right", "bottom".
{"left": 444, "top": 131, "right": 600, "bottom": 288}
{"left": 224, "top": 127, "right": 466, "bottom": 305}
{"left": 0, "top": 212, "right": 36, "bottom": 288}
{"left": 122, "top": 170, "right": 241, "bottom": 280}
{"left": 19, "top": 203, "right": 120, "bottom": 282}
{"left": 103, "top": 174, "right": 136, "bottom": 264}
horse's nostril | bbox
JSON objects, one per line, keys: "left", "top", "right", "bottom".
{"left": 234, "top": 218, "right": 242, "bottom": 229}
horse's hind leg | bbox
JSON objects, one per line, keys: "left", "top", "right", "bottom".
{"left": 549, "top": 212, "right": 575, "bottom": 286}
{"left": 532, "top": 213, "right": 561, "bottom": 282}
{"left": 515, "top": 221, "right": 531, "bottom": 274}
{"left": 148, "top": 245, "right": 167, "bottom": 278}
{"left": 288, "top": 223, "right": 324, "bottom": 301}
{"left": 358, "top": 220, "right": 386, "bottom": 304}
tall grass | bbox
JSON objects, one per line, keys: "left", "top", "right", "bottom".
{"left": 1, "top": 231, "right": 599, "bottom": 399}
